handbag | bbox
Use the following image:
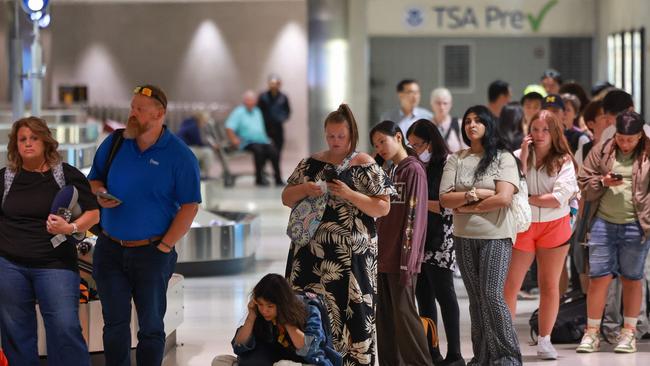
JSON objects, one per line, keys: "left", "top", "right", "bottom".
{"left": 286, "top": 152, "right": 357, "bottom": 246}
{"left": 511, "top": 171, "right": 532, "bottom": 233}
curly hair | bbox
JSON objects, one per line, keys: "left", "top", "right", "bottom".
{"left": 7, "top": 117, "right": 60, "bottom": 172}
{"left": 252, "top": 274, "right": 307, "bottom": 330}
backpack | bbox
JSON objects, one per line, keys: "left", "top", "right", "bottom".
{"left": 529, "top": 294, "right": 587, "bottom": 343}
{"left": 420, "top": 316, "right": 440, "bottom": 360}
{"left": 297, "top": 292, "right": 342, "bottom": 366}
{"left": 444, "top": 117, "right": 462, "bottom": 147}
{"left": 88, "top": 129, "right": 125, "bottom": 235}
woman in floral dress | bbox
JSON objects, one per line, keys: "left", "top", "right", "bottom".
{"left": 282, "top": 104, "right": 394, "bottom": 366}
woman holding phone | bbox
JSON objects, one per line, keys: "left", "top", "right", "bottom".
{"left": 503, "top": 110, "right": 579, "bottom": 360}
{"left": 576, "top": 111, "right": 650, "bottom": 354}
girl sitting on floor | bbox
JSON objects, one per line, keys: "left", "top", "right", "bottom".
{"left": 231, "top": 273, "right": 341, "bottom": 366}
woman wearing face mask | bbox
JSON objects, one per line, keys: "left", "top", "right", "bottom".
{"left": 576, "top": 111, "right": 650, "bottom": 354}
{"left": 406, "top": 119, "right": 465, "bottom": 366}
{"left": 440, "top": 105, "right": 522, "bottom": 365}
{"left": 371, "top": 120, "right": 432, "bottom": 366}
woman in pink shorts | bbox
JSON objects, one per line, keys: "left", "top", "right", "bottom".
{"left": 504, "top": 110, "right": 579, "bottom": 360}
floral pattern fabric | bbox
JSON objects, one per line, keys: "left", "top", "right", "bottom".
{"left": 285, "top": 157, "right": 395, "bottom": 366}
{"left": 422, "top": 208, "right": 457, "bottom": 271}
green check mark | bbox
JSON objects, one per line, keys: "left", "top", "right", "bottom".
{"left": 528, "top": 0, "right": 559, "bottom": 32}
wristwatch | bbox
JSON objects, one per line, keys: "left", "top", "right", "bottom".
{"left": 70, "top": 222, "right": 79, "bottom": 235}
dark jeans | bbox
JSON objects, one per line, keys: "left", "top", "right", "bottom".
{"left": 244, "top": 143, "right": 282, "bottom": 184}
{"left": 416, "top": 264, "right": 462, "bottom": 362}
{"left": 93, "top": 233, "right": 177, "bottom": 366}
{"left": 0, "top": 256, "right": 90, "bottom": 366}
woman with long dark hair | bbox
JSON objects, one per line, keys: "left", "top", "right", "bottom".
{"left": 440, "top": 105, "right": 522, "bottom": 365}
{"left": 232, "top": 273, "right": 341, "bottom": 366}
{"left": 406, "top": 119, "right": 464, "bottom": 366}
{"left": 371, "top": 120, "right": 432, "bottom": 366}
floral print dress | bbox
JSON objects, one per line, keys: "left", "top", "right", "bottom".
{"left": 285, "top": 157, "right": 395, "bottom": 366}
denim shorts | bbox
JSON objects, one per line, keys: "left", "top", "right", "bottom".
{"left": 588, "top": 217, "right": 650, "bottom": 280}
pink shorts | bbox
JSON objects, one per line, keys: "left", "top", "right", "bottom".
{"left": 514, "top": 215, "right": 572, "bottom": 253}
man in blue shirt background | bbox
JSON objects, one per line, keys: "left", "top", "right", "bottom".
{"left": 225, "top": 90, "right": 283, "bottom": 186}
{"left": 88, "top": 84, "right": 201, "bottom": 366}
{"left": 177, "top": 111, "right": 216, "bottom": 178}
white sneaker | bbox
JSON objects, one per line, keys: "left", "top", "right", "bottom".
{"left": 537, "top": 335, "right": 558, "bottom": 360}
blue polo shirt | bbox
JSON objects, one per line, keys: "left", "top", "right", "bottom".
{"left": 224, "top": 105, "right": 270, "bottom": 149}
{"left": 88, "top": 127, "right": 201, "bottom": 240}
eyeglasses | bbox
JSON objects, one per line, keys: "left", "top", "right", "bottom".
{"left": 409, "top": 141, "right": 429, "bottom": 150}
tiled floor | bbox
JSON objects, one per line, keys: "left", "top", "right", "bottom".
{"left": 162, "top": 179, "right": 650, "bottom": 366}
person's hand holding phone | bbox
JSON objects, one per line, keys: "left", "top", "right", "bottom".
{"left": 602, "top": 172, "right": 624, "bottom": 187}
{"left": 520, "top": 134, "right": 533, "bottom": 160}
{"left": 96, "top": 188, "right": 122, "bottom": 208}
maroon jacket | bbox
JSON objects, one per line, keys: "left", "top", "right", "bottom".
{"left": 377, "top": 156, "right": 428, "bottom": 287}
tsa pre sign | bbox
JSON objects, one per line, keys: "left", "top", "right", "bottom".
{"left": 367, "top": 0, "right": 594, "bottom": 37}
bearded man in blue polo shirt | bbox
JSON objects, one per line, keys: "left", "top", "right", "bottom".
{"left": 88, "top": 84, "right": 201, "bottom": 366}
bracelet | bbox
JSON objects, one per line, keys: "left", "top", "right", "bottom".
{"left": 70, "top": 222, "right": 79, "bottom": 235}
{"left": 467, "top": 187, "right": 479, "bottom": 202}
{"left": 160, "top": 241, "right": 174, "bottom": 250}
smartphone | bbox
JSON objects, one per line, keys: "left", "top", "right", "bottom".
{"left": 322, "top": 166, "right": 339, "bottom": 182}
{"left": 610, "top": 173, "right": 623, "bottom": 181}
{"left": 97, "top": 191, "right": 122, "bottom": 203}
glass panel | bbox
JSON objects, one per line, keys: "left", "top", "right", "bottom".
{"left": 614, "top": 33, "right": 623, "bottom": 88}
{"left": 624, "top": 32, "right": 633, "bottom": 94}
{"left": 608, "top": 35, "right": 615, "bottom": 84}
{"left": 633, "top": 30, "right": 643, "bottom": 113}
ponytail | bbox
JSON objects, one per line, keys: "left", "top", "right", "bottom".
{"left": 324, "top": 103, "right": 359, "bottom": 155}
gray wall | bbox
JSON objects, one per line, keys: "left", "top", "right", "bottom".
{"left": 27, "top": 1, "right": 308, "bottom": 165}
{"left": 369, "top": 37, "right": 551, "bottom": 123}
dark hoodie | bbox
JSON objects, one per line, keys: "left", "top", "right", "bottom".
{"left": 377, "top": 155, "right": 428, "bottom": 286}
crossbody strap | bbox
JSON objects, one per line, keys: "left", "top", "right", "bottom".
{"left": 3, "top": 162, "right": 65, "bottom": 207}
{"left": 336, "top": 151, "right": 358, "bottom": 173}
{"left": 3, "top": 168, "right": 15, "bottom": 207}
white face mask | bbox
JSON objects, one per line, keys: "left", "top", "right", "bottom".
{"left": 418, "top": 150, "right": 431, "bottom": 162}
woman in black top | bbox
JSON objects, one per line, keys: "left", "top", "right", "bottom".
{"left": 406, "top": 119, "right": 465, "bottom": 366}
{"left": 0, "top": 117, "right": 99, "bottom": 366}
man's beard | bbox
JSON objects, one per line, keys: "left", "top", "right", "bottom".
{"left": 124, "top": 116, "right": 148, "bottom": 139}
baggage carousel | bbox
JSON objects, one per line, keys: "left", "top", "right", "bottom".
{"left": 175, "top": 208, "right": 261, "bottom": 276}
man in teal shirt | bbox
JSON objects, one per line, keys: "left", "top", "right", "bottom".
{"left": 226, "top": 90, "right": 283, "bottom": 186}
